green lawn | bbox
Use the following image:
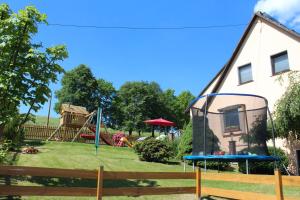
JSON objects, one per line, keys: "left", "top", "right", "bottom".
{"left": 2, "top": 141, "right": 300, "bottom": 200}
{"left": 26, "top": 115, "right": 60, "bottom": 127}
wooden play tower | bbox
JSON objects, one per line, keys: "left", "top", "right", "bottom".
{"left": 47, "top": 103, "right": 95, "bottom": 141}
{"left": 59, "top": 103, "right": 90, "bottom": 127}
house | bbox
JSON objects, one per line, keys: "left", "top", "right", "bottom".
{"left": 59, "top": 103, "right": 90, "bottom": 127}
{"left": 189, "top": 12, "right": 300, "bottom": 174}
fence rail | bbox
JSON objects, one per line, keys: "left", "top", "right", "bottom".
{"left": 23, "top": 124, "right": 80, "bottom": 141}
{"left": 0, "top": 165, "right": 300, "bottom": 199}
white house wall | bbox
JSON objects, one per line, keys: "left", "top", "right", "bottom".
{"left": 193, "top": 17, "right": 300, "bottom": 152}
{"left": 216, "top": 18, "right": 300, "bottom": 111}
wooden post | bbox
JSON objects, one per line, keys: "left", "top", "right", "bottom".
{"left": 96, "top": 166, "right": 104, "bottom": 200}
{"left": 274, "top": 169, "right": 284, "bottom": 200}
{"left": 46, "top": 92, "right": 52, "bottom": 128}
{"left": 196, "top": 167, "right": 201, "bottom": 200}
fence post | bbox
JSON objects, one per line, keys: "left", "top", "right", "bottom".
{"left": 96, "top": 166, "right": 104, "bottom": 200}
{"left": 274, "top": 169, "right": 284, "bottom": 200}
{"left": 196, "top": 167, "right": 201, "bottom": 200}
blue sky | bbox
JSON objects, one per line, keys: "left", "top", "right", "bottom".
{"left": 5, "top": 0, "right": 300, "bottom": 117}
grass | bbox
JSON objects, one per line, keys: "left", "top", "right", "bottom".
{"left": 2, "top": 141, "right": 300, "bottom": 200}
{"left": 26, "top": 115, "right": 60, "bottom": 127}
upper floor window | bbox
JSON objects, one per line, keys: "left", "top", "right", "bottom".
{"left": 271, "top": 51, "right": 289, "bottom": 75}
{"left": 238, "top": 64, "right": 253, "bottom": 84}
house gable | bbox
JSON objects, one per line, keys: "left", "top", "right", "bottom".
{"left": 190, "top": 12, "right": 300, "bottom": 111}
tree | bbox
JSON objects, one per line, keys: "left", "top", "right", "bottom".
{"left": 55, "top": 65, "right": 116, "bottom": 124}
{"left": 97, "top": 78, "right": 116, "bottom": 125}
{"left": 160, "top": 89, "right": 177, "bottom": 123}
{"left": 115, "top": 81, "right": 163, "bottom": 135}
{"left": 55, "top": 64, "right": 99, "bottom": 113}
{"left": 0, "top": 4, "right": 68, "bottom": 130}
{"left": 274, "top": 72, "right": 300, "bottom": 139}
{"left": 174, "top": 91, "right": 195, "bottom": 129}
{"left": 273, "top": 72, "right": 300, "bottom": 174}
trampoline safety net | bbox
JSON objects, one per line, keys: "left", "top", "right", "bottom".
{"left": 191, "top": 93, "right": 271, "bottom": 156}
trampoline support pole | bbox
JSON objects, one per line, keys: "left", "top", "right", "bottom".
{"left": 204, "top": 160, "right": 207, "bottom": 172}
{"left": 246, "top": 159, "right": 249, "bottom": 174}
{"left": 193, "top": 161, "right": 195, "bottom": 171}
{"left": 183, "top": 160, "right": 186, "bottom": 172}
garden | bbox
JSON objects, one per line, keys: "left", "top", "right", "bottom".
{"left": 1, "top": 2, "right": 300, "bottom": 200}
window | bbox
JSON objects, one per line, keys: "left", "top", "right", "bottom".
{"left": 238, "top": 64, "right": 253, "bottom": 84}
{"left": 223, "top": 108, "right": 240, "bottom": 132}
{"left": 271, "top": 51, "right": 289, "bottom": 75}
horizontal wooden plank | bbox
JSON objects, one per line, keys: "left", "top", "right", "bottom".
{"left": 202, "top": 187, "right": 276, "bottom": 200}
{"left": 103, "top": 171, "right": 195, "bottom": 180}
{"left": 202, "top": 173, "right": 275, "bottom": 185}
{"left": 282, "top": 175, "right": 300, "bottom": 186}
{"left": 1, "top": 185, "right": 299, "bottom": 199}
{"left": 0, "top": 166, "right": 195, "bottom": 180}
{"left": 0, "top": 186, "right": 194, "bottom": 197}
{"left": 103, "top": 187, "right": 195, "bottom": 196}
{"left": 0, "top": 166, "right": 97, "bottom": 179}
{"left": 0, "top": 186, "right": 96, "bottom": 196}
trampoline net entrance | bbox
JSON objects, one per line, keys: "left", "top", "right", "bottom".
{"left": 191, "top": 93, "right": 271, "bottom": 156}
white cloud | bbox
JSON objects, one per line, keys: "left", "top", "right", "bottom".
{"left": 254, "top": 0, "right": 300, "bottom": 28}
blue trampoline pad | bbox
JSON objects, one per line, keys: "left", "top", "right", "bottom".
{"left": 183, "top": 155, "right": 279, "bottom": 162}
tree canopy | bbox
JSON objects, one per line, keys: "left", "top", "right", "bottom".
{"left": 174, "top": 91, "right": 195, "bottom": 128}
{"left": 54, "top": 63, "right": 195, "bottom": 133}
{"left": 274, "top": 72, "right": 300, "bottom": 139}
{"left": 0, "top": 4, "right": 68, "bottom": 127}
{"left": 113, "top": 81, "right": 163, "bottom": 134}
{"left": 55, "top": 64, "right": 99, "bottom": 113}
{"left": 55, "top": 64, "right": 116, "bottom": 123}
{"left": 111, "top": 81, "right": 195, "bottom": 134}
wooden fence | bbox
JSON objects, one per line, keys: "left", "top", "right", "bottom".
{"left": 0, "top": 165, "right": 300, "bottom": 199}
{"left": 23, "top": 125, "right": 80, "bottom": 141}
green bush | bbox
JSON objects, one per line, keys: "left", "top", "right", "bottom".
{"left": 133, "top": 138, "right": 172, "bottom": 163}
{"left": 3, "top": 115, "right": 26, "bottom": 149}
{"left": 238, "top": 147, "right": 288, "bottom": 174}
{"left": 165, "top": 138, "right": 180, "bottom": 158}
{"left": 177, "top": 122, "right": 192, "bottom": 159}
{"left": 0, "top": 140, "right": 12, "bottom": 163}
{"left": 197, "top": 161, "right": 230, "bottom": 171}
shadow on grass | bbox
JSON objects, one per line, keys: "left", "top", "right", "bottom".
{"left": 162, "top": 160, "right": 181, "bottom": 165}
{"left": 5, "top": 176, "right": 158, "bottom": 188}
{"left": 22, "top": 140, "right": 46, "bottom": 147}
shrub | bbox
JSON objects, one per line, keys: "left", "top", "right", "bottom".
{"left": 238, "top": 147, "right": 288, "bottom": 174}
{"left": 168, "top": 138, "right": 180, "bottom": 158}
{"left": 177, "top": 122, "right": 192, "bottom": 159}
{"left": 133, "top": 138, "right": 172, "bottom": 162}
{"left": 0, "top": 140, "right": 12, "bottom": 163}
{"left": 3, "top": 115, "right": 26, "bottom": 150}
{"left": 197, "top": 161, "right": 230, "bottom": 171}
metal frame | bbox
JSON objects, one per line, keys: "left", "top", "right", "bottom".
{"left": 184, "top": 93, "right": 278, "bottom": 174}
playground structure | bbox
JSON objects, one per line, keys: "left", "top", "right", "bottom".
{"left": 47, "top": 104, "right": 113, "bottom": 146}
{"left": 47, "top": 103, "right": 133, "bottom": 147}
{"left": 59, "top": 104, "right": 89, "bottom": 127}
{"left": 184, "top": 93, "right": 278, "bottom": 174}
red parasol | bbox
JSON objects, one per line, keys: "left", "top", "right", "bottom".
{"left": 144, "top": 118, "right": 175, "bottom": 127}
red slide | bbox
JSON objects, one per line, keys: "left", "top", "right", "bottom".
{"left": 80, "top": 127, "right": 113, "bottom": 146}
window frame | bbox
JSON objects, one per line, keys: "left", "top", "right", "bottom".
{"left": 271, "top": 51, "right": 290, "bottom": 76}
{"left": 219, "top": 105, "right": 242, "bottom": 133}
{"left": 238, "top": 63, "right": 253, "bottom": 85}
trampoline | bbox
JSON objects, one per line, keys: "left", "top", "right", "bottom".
{"left": 183, "top": 93, "right": 278, "bottom": 174}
